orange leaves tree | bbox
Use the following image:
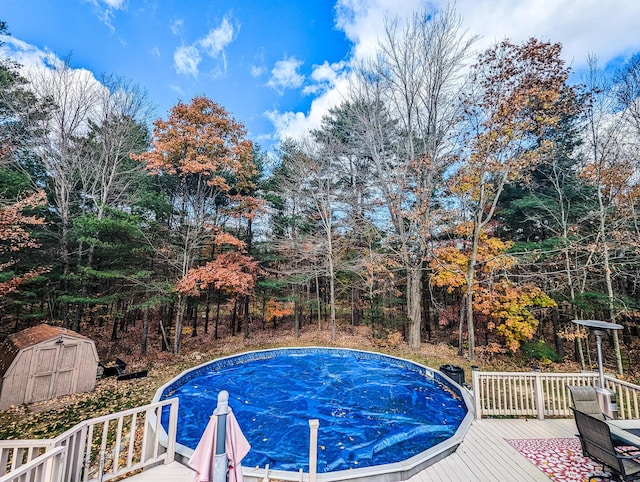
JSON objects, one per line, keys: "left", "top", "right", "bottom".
{"left": 446, "top": 38, "right": 576, "bottom": 360}
{"left": 133, "top": 96, "right": 259, "bottom": 354}
{"left": 0, "top": 190, "right": 48, "bottom": 299}
{"left": 430, "top": 224, "right": 555, "bottom": 352}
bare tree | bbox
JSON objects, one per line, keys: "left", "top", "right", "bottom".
{"left": 615, "top": 53, "right": 640, "bottom": 135}
{"left": 26, "top": 57, "right": 101, "bottom": 280}
{"left": 274, "top": 138, "right": 346, "bottom": 340}
{"left": 579, "top": 56, "right": 640, "bottom": 375}
{"left": 77, "top": 74, "right": 152, "bottom": 221}
{"left": 349, "top": 6, "right": 475, "bottom": 348}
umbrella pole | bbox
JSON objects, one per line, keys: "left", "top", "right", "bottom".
{"left": 215, "top": 390, "right": 230, "bottom": 482}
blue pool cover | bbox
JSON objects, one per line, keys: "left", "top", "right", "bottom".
{"left": 159, "top": 348, "right": 467, "bottom": 473}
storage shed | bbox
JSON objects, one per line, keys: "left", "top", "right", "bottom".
{"left": 0, "top": 324, "right": 99, "bottom": 409}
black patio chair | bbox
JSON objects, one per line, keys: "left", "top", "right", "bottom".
{"left": 568, "top": 385, "right": 608, "bottom": 420}
{"left": 572, "top": 407, "right": 640, "bottom": 481}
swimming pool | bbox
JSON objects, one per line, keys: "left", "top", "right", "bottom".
{"left": 154, "top": 347, "right": 474, "bottom": 481}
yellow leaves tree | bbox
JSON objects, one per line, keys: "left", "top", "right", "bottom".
{"left": 430, "top": 224, "right": 556, "bottom": 352}
{"left": 450, "top": 38, "right": 577, "bottom": 360}
{"left": 475, "top": 281, "right": 556, "bottom": 352}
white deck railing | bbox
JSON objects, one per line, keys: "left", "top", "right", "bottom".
{"left": 0, "top": 446, "right": 67, "bottom": 482}
{"left": 472, "top": 370, "right": 640, "bottom": 420}
{"left": 0, "top": 398, "right": 178, "bottom": 482}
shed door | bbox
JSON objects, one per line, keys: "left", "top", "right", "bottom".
{"left": 30, "top": 346, "right": 58, "bottom": 403}
{"left": 53, "top": 344, "right": 78, "bottom": 397}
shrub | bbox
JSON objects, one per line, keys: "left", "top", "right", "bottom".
{"left": 521, "top": 339, "right": 561, "bottom": 363}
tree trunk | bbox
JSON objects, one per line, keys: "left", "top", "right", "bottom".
{"left": 598, "top": 186, "right": 624, "bottom": 375}
{"left": 243, "top": 296, "right": 250, "bottom": 339}
{"left": 191, "top": 301, "right": 198, "bottom": 337}
{"left": 315, "top": 275, "right": 322, "bottom": 330}
{"left": 458, "top": 294, "right": 466, "bottom": 356}
{"left": 406, "top": 266, "right": 422, "bottom": 348}
{"left": 204, "top": 292, "right": 210, "bottom": 334}
{"left": 465, "top": 214, "right": 483, "bottom": 361}
{"left": 215, "top": 290, "right": 221, "bottom": 339}
{"left": 231, "top": 299, "right": 238, "bottom": 336}
{"left": 141, "top": 306, "right": 149, "bottom": 356}
{"left": 173, "top": 295, "right": 185, "bottom": 354}
{"left": 328, "top": 256, "right": 337, "bottom": 341}
{"left": 294, "top": 294, "right": 300, "bottom": 339}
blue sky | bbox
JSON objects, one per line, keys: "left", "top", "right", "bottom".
{"left": 2, "top": 0, "right": 640, "bottom": 152}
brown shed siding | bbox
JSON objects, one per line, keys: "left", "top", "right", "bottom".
{"left": 0, "top": 325, "right": 99, "bottom": 409}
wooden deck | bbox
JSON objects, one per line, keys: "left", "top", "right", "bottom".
{"left": 124, "top": 417, "right": 577, "bottom": 481}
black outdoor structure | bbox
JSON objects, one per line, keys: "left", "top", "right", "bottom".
{"left": 573, "top": 319, "right": 623, "bottom": 419}
{"left": 100, "top": 358, "right": 148, "bottom": 381}
{"left": 572, "top": 408, "right": 640, "bottom": 481}
{"left": 439, "top": 364, "right": 465, "bottom": 386}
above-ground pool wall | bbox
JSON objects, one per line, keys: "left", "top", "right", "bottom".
{"left": 153, "top": 347, "right": 475, "bottom": 482}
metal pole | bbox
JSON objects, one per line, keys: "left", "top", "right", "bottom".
{"left": 214, "top": 390, "right": 230, "bottom": 482}
{"left": 594, "top": 330, "right": 606, "bottom": 389}
{"left": 592, "top": 329, "right": 618, "bottom": 418}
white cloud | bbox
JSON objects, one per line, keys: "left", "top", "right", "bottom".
{"left": 266, "top": 0, "right": 640, "bottom": 144}
{"left": 0, "top": 35, "right": 48, "bottom": 69}
{"left": 150, "top": 46, "right": 160, "bottom": 58}
{"left": 312, "top": 60, "right": 346, "bottom": 84}
{"left": 452, "top": 0, "right": 640, "bottom": 68}
{"left": 335, "top": 0, "right": 424, "bottom": 61}
{"left": 170, "top": 19, "right": 184, "bottom": 35}
{"left": 303, "top": 60, "right": 347, "bottom": 94}
{"left": 250, "top": 65, "right": 265, "bottom": 77}
{"left": 335, "top": 0, "right": 640, "bottom": 69}
{"left": 266, "top": 56, "right": 304, "bottom": 93}
{"left": 173, "top": 45, "right": 201, "bottom": 77}
{"left": 265, "top": 110, "right": 309, "bottom": 140}
{"left": 85, "top": 0, "right": 127, "bottom": 32}
{"left": 171, "top": 16, "right": 235, "bottom": 78}
{"left": 0, "top": 35, "right": 109, "bottom": 135}
{"left": 199, "top": 16, "right": 235, "bottom": 58}
{"left": 263, "top": 0, "right": 421, "bottom": 141}
{"left": 100, "top": 0, "right": 125, "bottom": 8}
{"left": 265, "top": 74, "right": 350, "bottom": 140}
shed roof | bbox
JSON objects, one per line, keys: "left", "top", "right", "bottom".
{"left": 0, "top": 324, "right": 90, "bottom": 377}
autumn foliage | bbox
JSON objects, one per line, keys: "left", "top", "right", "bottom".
{"left": 0, "top": 190, "right": 48, "bottom": 298}
{"left": 176, "top": 252, "right": 257, "bottom": 297}
{"left": 134, "top": 96, "right": 256, "bottom": 196}
{"left": 132, "top": 96, "right": 262, "bottom": 352}
{"left": 133, "top": 96, "right": 261, "bottom": 301}
{"left": 265, "top": 298, "right": 294, "bottom": 322}
{"left": 430, "top": 223, "right": 555, "bottom": 351}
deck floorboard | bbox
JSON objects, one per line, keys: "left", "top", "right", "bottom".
{"left": 124, "top": 418, "right": 577, "bottom": 481}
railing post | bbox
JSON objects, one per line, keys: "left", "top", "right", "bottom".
{"left": 165, "top": 399, "right": 178, "bottom": 464}
{"left": 471, "top": 367, "right": 481, "bottom": 419}
{"left": 308, "top": 419, "right": 319, "bottom": 482}
{"left": 533, "top": 370, "right": 545, "bottom": 420}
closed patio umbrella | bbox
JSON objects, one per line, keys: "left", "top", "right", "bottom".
{"left": 188, "top": 390, "right": 251, "bottom": 482}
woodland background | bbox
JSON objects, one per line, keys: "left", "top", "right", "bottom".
{"left": 2, "top": 7, "right": 640, "bottom": 380}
